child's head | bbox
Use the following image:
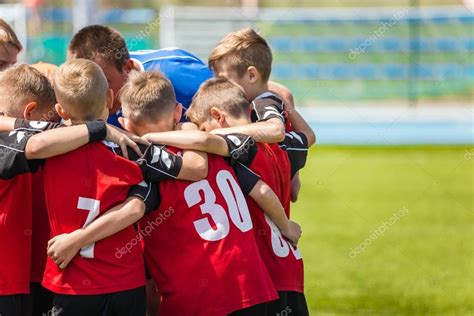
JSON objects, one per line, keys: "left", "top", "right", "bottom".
{"left": 0, "top": 64, "right": 57, "bottom": 121}
{"left": 186, "top": 77, "right": 250, "bottom": 132}
{"left": 208, "top": 28, "right": 272, "bottom": 100}
{"left": 119, "top": 71, "right": 181, "bottom": 136}
{"left": 31, "top": 62, "right": 59, "bottom": 81}
{"left": 54, "top": 59, "right": 113, "bottom": 124}
{"left": 0, "top": 18, "right": 22, "bottom": 72}
{"left": 68, "top": 25, "right": 134, "bottom": 112}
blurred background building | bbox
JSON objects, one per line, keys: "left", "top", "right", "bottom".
{"left": 1, "top": 0, "right": 472, "bottom": 145}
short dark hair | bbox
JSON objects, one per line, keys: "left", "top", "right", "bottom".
{"left": 68, "top": 25, "right": 129, "bottom": 72}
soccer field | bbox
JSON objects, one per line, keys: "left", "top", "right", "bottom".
{"left": 294, "top": 146, "right": 473, "bottom": 315}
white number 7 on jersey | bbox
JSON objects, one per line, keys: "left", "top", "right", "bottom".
{"left": 77, "top": 197, "right": 100, "bottom": 258}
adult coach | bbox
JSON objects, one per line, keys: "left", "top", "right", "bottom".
{"left": 67, "top": 25, "right": 296, "bottom": 130}
{"left": 67, "top": 25, "right": 213, "bottom": 127}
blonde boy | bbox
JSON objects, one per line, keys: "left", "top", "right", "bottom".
{"left": 187, "top": 77, "right": 310, "bottom": 316}
{"left": 208, "top": 28, "right": 316, "bottom": 202}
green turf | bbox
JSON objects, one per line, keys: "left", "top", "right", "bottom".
{"left": 293, "top": 146, "right": 473, "bottom": 315}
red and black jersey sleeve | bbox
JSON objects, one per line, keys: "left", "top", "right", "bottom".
{"left": 0, "top": 129, "right": 43, "bottom": 179}
{"left": 135, "top": 144, "right": 183, "bottom": 182}
{"left": 101, "top": 142, "right": 183, "bottom": 183}
{"left": 218, "top": 133, "right": 258, "bottom": 166}
{"left": 14, "top": 119, "right": 62, "bottom": 132}
{"left": 251, "top": 92, "right": 286, "bottom": 124}
{"left": 232, "top": 162, "right": 261, "bottom": 196}
{"left": 279, "top": 131, "right": 309, "bottom": 178}
{"left": 127, "top": 180, "right": 160, "bottom": 214}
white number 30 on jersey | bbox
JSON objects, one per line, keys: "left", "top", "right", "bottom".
{"left": 185, "top": 170, "right": 253, "bottom": 241}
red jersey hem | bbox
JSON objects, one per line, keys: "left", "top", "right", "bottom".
{"left": 224, "top": 292, "right": 279, "bottom": 314}
{"left": 274, "top": 283, "right": 304, "bottom": 294}
{"left": 41, "top": 278, "right": 146, "bottom": 295}
{"left": 0, "top": 287, "right": 30, "bottom": 296}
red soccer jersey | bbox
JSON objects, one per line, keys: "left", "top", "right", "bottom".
{"left": 141, "top": 152, "right": 277, "bottom": 316}
{"left": 42, "top": 142, "right": 146, "bottom": 295}
{"left": 30, "top": 168, "right": 50, "bottom": 283}
{"left": 0, "top": 174, "right": 32, "bottom": 295}
{"left": 0, "top": 121, "right": 62, "bottom": 295}
{"left": 247, "top": 143, "right": 304, "bottom": 293}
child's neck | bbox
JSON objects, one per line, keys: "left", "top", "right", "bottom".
{"left": 226, "top": 116, "right": 251, "bottom": 128}
{"left": 250, "top": 82, "right": 269, "bottom": 101}
{"left": 133, "top": 122, "right": 174, "bottom": 137}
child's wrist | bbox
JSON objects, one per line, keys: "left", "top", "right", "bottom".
{"left": 86, "top": 120, "right": 107, "bottom": 142}
{"left": 69, "top": 229, "right": 88, "bottom": 249}
{"left": 279, "top": 219, "right": 291, "bottom": 234}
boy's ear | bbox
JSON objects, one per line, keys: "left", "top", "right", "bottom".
{"left": 123, "top": 59, "right": 135, "bottom": 74}
{"left": 210, "top": 107, "right": 227, "bottom": 127}
{"left": 210, "top": 107, "right": 222, "bottom": 121}
{"left": 54, "top": 103, "right": 70, "bottom": 121}
{"left": 247, "top": 66, "right": 259, "bottom": 83}
{"left": 118, "top": 117, "right": 135, "bottom": 134}
{"left": 174, "top": 103, "right": 183, "bottom": 124}
{"left": 23, "top": 102, "right": 38, "bottom": 120}
{"left": 106, "top": 89, "right": 114, "bottom": 111}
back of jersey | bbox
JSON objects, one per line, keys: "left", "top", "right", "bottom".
{"left": 0, "top": 174, "right": 32, "bottom": 295}
{"left": 247, "top": 143, "right": 304, "bottom": 293}
{"left": 141, "top": 152, "right": 276, "bottom": 316}
{"left": 42, "top": 142, "right": 146, "bottom": 295}
{"left": 130, "top": 48, "right": 213, "bottom": 110}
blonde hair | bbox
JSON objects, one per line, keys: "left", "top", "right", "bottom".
{"left": 186, "top": 77, "right": 249, "bottom": 125}
{"left": 209, "top": 28, "right": 272, "bottom": 82}
{"left": 0, "top": 64, "right": 56, "bottom": 117}
{"left": 0, "top": 18, "right": 22, "bottom": 51}
{"left": 54, "top": 59, "right": 109, "bottom": 121}
{"left": 119, "top": 70, "right": 176, "bottom": 124}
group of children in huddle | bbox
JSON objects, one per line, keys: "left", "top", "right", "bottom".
{"left": 0, "top": 18, "right": 315, "bottom": 316}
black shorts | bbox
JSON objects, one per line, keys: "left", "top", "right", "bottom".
{"left": 0, "top": 294, "right": 32, "bottom": 316}
{"left": 266, "top": 291, "right": 309, "bottom": 316}
{"left": 52, "top": 286, "right": 146, "bottom": 316}
{"left": 228, "top": 302, "right": 267, "bottom": 316}
{"left": 30, "top": 282, "right": 54, "bottom": 316}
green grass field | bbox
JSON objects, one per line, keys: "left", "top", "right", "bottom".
{"left": 293, "top": 146, "right": 473, "bottom": 315}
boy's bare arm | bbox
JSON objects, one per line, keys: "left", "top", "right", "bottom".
{"left": 0, "top": 116, "right": 16, "bottom": 131}
{"left": 143, "top": 130, "right": 231, "bottom": 157}
{"left": 25, "top": 122, "right": 144, "bottom": 160}
{"left": 285, "top": 100, "right": 316, "bottom": 147}
{"left": 249, "top": 179, "right": 302, "bottom": 245}
{"left": 210, "top": 119, "right": 285, "bottom": 144}
{"left": 269, "top": 81, "right": 316, "bottom": 146}
{"left": 177, "top": 149, "right": 208, "bottom": 182}
{"left": 172, "top": 122, "right": 209, "bottom": 181}
{"left": 47, "top": 196, "right": 146, "bottom": 269}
